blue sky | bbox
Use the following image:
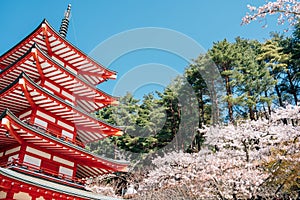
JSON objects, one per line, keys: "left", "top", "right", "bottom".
{"left": 0, "top": 1, "right": 290, "bottom": 99}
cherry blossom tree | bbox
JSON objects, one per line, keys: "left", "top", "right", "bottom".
{"left": 242, "top": 0, "right": 300, "bottom": 27}
{"left": 138, "top": 105, "right": 300, "bottom": 199}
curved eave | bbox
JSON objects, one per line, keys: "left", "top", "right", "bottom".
{"left": 0, "top": 167, "right": 121, "bottom": 200}
{"left": 0, "top": 45, "right": 39, "bottom": 90}
{"left": 0, "top": 19, "right": 117, "bottom": 85}
{"left": 43, "top": 20, "right": 117, "bottom": 80}
{"left": 0, "top": 20, "right": 46, "bottom": 70}
{"left": 35, "top": 44, "right": 120, "bottom": 111}
{"left": 0, "top": 44, "right": 119, "bottom": 112}
{"left": 0, "top": 110, "right": 18, "bottom": 146}
{"left": 0, "top": 73, "right": 124, "bottom": 143}
{"left": 0, "top": 109, "right": 129, "bottom": 176}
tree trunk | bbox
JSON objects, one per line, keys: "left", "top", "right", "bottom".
{"left": 287, "top": 70, "right": 298, "bottom": 105}
{"left": 198, "top": 91, "right": 205, "bottom": 128}
{"left": 275, "top": 85, "right": 283, "bottom": 107}
{"left": 248, "top": 91, "right": 255, "bottom": 120}
{"left": 225, "top": 75, "right": 234, "bottom": 123}
{"left": 209, "top": 80, "right": 219, "bottom": 126}
{"left": 249, "top": 106, "right": 255, "bottom": 120}
{"left": 264, "top": 91, "right": 271, "bottom": 118}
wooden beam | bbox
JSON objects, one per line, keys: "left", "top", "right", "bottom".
{"left": 42, "top": 24, "right": 53, "bottom": 56}
{"left": 19, "top": 78, "right": 36, "bottom": 109}
{"left": 32, "top": 49, "right": 45, "bottom": 84}
{"left": 1, "top": 117, "right": 23, "bottom": 144}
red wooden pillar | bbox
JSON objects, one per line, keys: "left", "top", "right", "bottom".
{"left": 5, "top": 185, "right": 16, "bottom": 200}
{"left": 29, "top": 107, "right": 38, "bottom": 125}
{"left": 18, "top": 144, "right": 27, "bottom": 165}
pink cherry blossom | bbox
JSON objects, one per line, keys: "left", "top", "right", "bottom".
{"left": 242, "top": 0, "right": 300, "bottom": 27}
{"left": 139, "top": 105, "right": 300, "bottom": 199}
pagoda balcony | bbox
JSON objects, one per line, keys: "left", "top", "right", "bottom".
{"left": 1, "top": 158, "right": 86, "bottom": 189}
{"left": 23, "top": 120, "right": 85, "bottom": 148}
{"left": 0, "top": 109, "right": 129, "bottom": 178}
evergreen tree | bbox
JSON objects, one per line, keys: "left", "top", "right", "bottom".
{"left": 186, "top": 55, "right": 213, "bottom": 127}
{"left": 257, "top": 34, "right": 290, "bottom": 108}
{"left": 136, "top": 93, "right": 165, "bottom": 137}
{"left": 285, "top": 24, "right": 300, "bottom": 105}
{"left": 230, "top": 38, "right": 276, "bottom": 120}
{"left": 208, "top": 39, "right": 236, "bottom": 122}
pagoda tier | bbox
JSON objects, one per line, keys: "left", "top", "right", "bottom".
{"left": 0, "top": 16, "right": 128, "bottom": 199}
{"left": 0, "top": 73, "right": 122, "bottom": 144}
{"left": 0, "top": 19, "right": 116, "bottom": 85}
{"left": 0, "top": 44, "right": 118, "bottom": 113}
{"left": 0, "top": 168, "right": 119, "bottom": 200}
{"left": 0, "top": 109, "right": 127, "bottom": 179}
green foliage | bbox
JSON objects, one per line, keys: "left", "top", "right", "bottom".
{"left": 186, "top": 55, "right": 213, "bottom": 127}
{"left": 91, "top": 22, "right": 300, "bottom": 168}
{"left": 207, "top": 39, "right": 236, "bottom": 122}
{"left": 229, "top": 38, "right": 277, "bottom": 120}
{"left": 92, "top": 75, "right": 203, "bottom": 160}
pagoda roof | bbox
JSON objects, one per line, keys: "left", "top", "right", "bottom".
{"left": 0, "top": 73, "right": 123, "bottom": 143}
{"left": 0, "top": 109, "right": 128, "bottom": 177}
{"left": 0, "top": 167, "right": 121, "bottom": 200}
{"left": 0, "top": 19, "right": 116, "bottom": 85}
{"left": 0, "top": 44, "right": 118, "bottom": 113}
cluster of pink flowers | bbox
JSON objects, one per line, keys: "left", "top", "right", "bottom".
{"left": 140, "top": 105, "right": 300, "bottom": 199}
{"left": 242, "top": 0, "right": 300, "bottom": 27}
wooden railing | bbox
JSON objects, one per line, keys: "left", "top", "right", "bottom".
{"left": 4, "top": 158, "right": 86, "bottom": 186}
{"left": 24, "top": 121, "right": 85, "bottom": 148}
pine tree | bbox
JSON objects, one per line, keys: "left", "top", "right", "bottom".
{"left": 285, "top": 24, "right": 300, "bottom": 105}
{"left": 229, "top": 38, "right": 276, "bottom": 120}
{"left": 186, "top": 55, "right": 213, "bottom": 127}
{"left": 136, "top": 93, "right": 165, "bottom": 137}
{"left": 208, "top": 39, "right": 236, "bottom": 123}
{"left": 257, "top": 34, "right": 290, "bottom": 108}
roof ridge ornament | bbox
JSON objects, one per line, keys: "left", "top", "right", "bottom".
{"left": 59, "top": 4, "right": 71, "bottom": 38}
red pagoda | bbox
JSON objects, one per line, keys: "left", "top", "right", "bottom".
{"left": 0, "top": 4, "right": 128, "bottom": 200}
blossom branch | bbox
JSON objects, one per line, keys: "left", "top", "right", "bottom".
{"left": 242, "top": 0, "right": 300, "bottom": 27}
